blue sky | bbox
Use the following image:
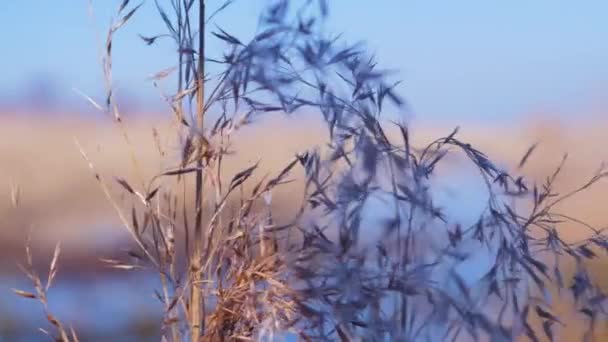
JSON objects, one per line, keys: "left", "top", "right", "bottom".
{"left": 2, "top": 0, "right": 607, "bottom": 123}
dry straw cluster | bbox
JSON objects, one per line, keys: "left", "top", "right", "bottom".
{"left": 13, "top": 0, "right": 608, "bottom": 341}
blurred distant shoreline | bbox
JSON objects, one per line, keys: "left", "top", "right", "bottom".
{"left": 1, "top": 111, "right": 608, "bottom": 272}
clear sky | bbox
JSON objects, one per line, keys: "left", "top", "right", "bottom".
{"left": 2, "top": 0, "right": 607, "bottom": 123}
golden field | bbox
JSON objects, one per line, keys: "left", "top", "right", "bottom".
{"left": 2, "top": 113, "right": 607, "bottom": 247}
{"left": 1, "top": 112, "right": 607, "bottom": 339}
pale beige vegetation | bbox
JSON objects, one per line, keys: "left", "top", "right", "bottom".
{"left": 4, "top": 113, "right": 608, "bottom": 340}
{"left": 2, "top": 114, "right": 607, "bottom": 254}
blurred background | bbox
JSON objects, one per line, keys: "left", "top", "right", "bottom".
{"left": 1, "top": 0, "right": 607, "bottom": 340}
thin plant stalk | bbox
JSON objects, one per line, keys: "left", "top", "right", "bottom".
{"left": 190, "top": 0, "right": 206, "bottom": 340}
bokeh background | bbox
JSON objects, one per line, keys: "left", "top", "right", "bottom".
{"left": 1, "top": 1, "right": 607, "bottom": 340}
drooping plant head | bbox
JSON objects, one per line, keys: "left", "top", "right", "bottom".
{"left": 142, "top": 0, "right": 403, "bottom": 139}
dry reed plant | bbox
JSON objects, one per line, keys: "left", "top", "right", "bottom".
{"left": 13, "top": 0, "right": 608, "bottom": 341}
{"left": 12, "top": 235, "right": 80, "bottom": 342}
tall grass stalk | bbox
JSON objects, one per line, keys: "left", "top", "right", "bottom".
{"left": 191, "top": 1, "right": 206, "bottom": 340}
